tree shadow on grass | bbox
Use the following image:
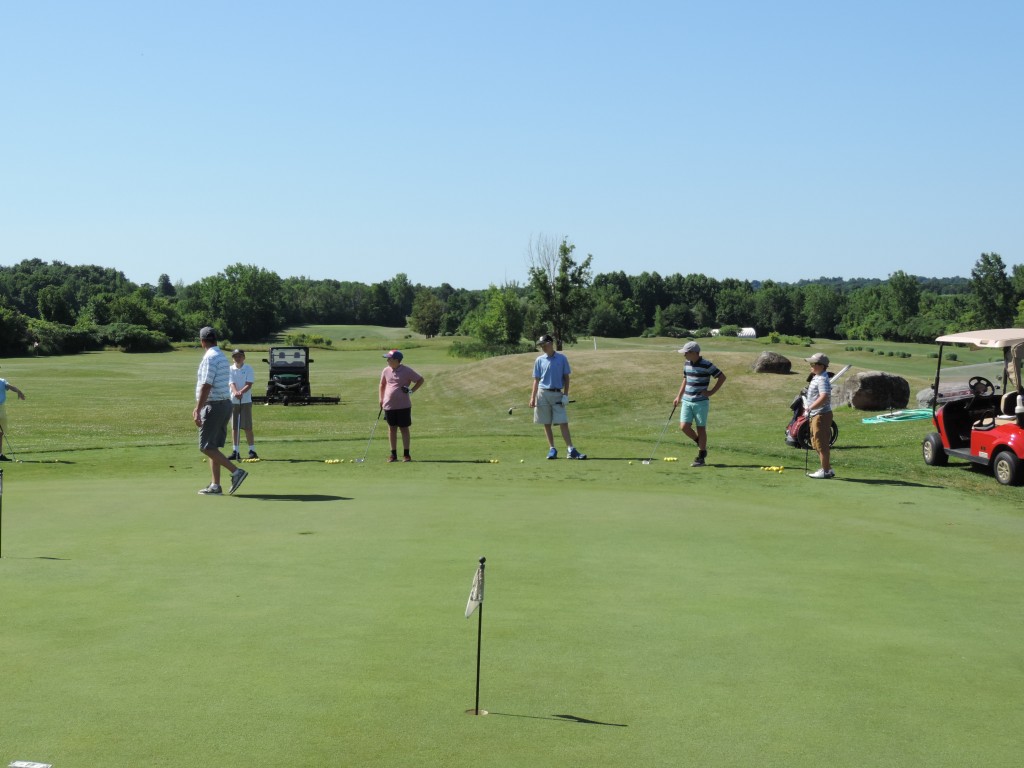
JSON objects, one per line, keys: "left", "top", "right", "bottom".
{"left": 245, "top": 494, "right": 352, "bottom": 502}
{"left": 2, "top": 459, "right": 74, "bottom": 464}
{"left": 255, "top": 459, "right": 343, "bottom": 464}
{"left": 488, "top": 712, "right": 627, "bottom": 727}
{"left": 835, "top": 478, "right": 940, "bottom": 488}
{"left": 414, "top": 459, "right": 506, "bottom": 464}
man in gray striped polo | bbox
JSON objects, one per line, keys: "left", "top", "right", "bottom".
{"left": 193, "top": 326, "right": 249, "bottom": 495}
{"left": 673, "top": 341, "right": 727, "bottom": 467}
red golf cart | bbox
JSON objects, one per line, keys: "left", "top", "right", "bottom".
{"left": 922, "top": 329, "right": 1024, "bottom": 485}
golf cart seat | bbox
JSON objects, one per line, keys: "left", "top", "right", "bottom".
{"left": 999, "top": 392, "right": 1020, "bottom": 418}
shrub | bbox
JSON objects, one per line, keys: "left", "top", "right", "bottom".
{"left": 449, "top": 340, "right": 535, "bottom": 359}
{"left": 99, "top": 323, "right": 172, "bottom": 353}
{"left": 945, "top": 352, "right": 958, "bottom": 361}
{"left": 285, "top": 333, "right": 333, "bottom": 348}
{"left": 28, "top": 320, "right": 102, "bottom": 355}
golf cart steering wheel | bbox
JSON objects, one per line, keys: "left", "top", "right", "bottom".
{"left": 968, "top": 376, "right": 995, "bottom": 398}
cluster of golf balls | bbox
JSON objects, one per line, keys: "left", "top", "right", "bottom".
{"left": 760, "top": 465, "right": 785, "bottom": 472}
{"left": 487, "top": 459, "right": 500, "bottom": 464}
{"left": 242, "top": 458, "right": 261, "bottom": 463}
{"left": 324, "top": 459, "right": 342, "bottom": 464}
{"left": 662, "top": 457, "right": 679, "bottom": 462}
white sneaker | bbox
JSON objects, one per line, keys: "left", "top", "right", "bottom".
{"left": 807, "top": 468, "right": 832, "bottom": 479}
{"left": 198, "top": 484, "right": 223, "bottom": 495}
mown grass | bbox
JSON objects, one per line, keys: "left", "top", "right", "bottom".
{"left": 1, "top": 328, "right": 1021, "bottom": 767}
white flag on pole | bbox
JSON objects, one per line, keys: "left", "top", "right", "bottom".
{"left": 465, "top": 563, "right": 484, "bottom": 618}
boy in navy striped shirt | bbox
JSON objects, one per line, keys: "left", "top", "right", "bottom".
{"left": 673, "top": 341, "right": 727, "bottom": 467}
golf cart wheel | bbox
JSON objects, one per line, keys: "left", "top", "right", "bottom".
{"left": 922, "top": 433, "right": 948, "bottom": 466}
{"left": 796, "top": 420, "right": 839, "bottom": 450}
{"left": 992, "top": 450, "right": 1022, "bottom": 486}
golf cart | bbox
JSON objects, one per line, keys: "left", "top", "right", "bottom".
{"left": 921, "top": 329, "right": 1024, "bottom": 485}
{"left": 251, "top": 346, "right": 341, "bottom": 406}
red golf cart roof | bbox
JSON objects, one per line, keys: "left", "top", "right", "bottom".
{"left": 935, "top": 328, "right": 1024, "bottom": 349}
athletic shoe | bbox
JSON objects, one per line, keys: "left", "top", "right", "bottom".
{"left": 228, "top": 468, "right": 248, "bottom": 495}
{"left": 567, "top": 447, "right": 587, "bottom": 460}
{"left": 0, "top": 454, "right": 10, "bottom": 461}
{"left": 228, "top": 450, "right": 241, "bottom": 460}
{"left": 248, "top": 450, "right": 259, "bottom": 460}
{"left": 198, "top": 484, "right": 223, "bottom": 495}
{"left": 807, "top": 468, "right": 833, "bottom": 479}
{"left": 691, "top": 457, "right": 706, "bottom": 467}
{"left": 403, "top": 455, "right": 412, "bottom": 462}
{"left": 546, "top": 447, "right": 558, "bottom": 460}
{"left": 825, "top": 469, "right": 836, "bottom": 478}
{"left": 387, "top": 455, "right": 398, "bottom": 463}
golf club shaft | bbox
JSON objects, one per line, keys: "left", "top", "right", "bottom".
{"left": 646, "top": 403, "right": 678, "bottom": 462}
{"left": 508, "top": 400, "right": 575, "bottom": 414}
{"left": 359, "top": 407, "right": 383, "bottom": 461}
{"left": 3, "top": 432, "right": 17, "bottom": 461}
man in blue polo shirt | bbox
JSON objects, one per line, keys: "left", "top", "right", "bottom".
{"left": 0, "top": 374, "right": 26, "bottom": 461}
{"left": 673, "top": 341, "right": 727, "bottom": 467}
{"left": 529, "top": 334, "right": 586, "bottom": 460}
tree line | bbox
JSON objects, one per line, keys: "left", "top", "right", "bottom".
{"left": 0, "top": 247, "right": 1021, "bottom": 357}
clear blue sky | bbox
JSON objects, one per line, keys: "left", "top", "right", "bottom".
{"left": 2, "top": 1, "right": 1021, "bottom": 290}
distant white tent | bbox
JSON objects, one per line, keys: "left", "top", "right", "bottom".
{"left": 710, "top": 327, "right": 757, "bottom": 338}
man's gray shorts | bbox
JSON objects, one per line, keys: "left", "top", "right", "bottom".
{"left": 534, "top": 389, "right": 568, "bottom": 425}
{"left": 198, "top": 400, "right": 232, "bottom": 450}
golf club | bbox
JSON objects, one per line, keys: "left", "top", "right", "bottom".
{"left": 356, "top": 407, "right": 383, "bottom": 463}
{"left": 234, "top": 400, "right": 241, "bottom": 459}
{"left": 3, "top": 432, "right": 21, "bottom": 463}
{"left": 507, "top": 401, "right": 575, "bottom": 415}
{"left": 642, "top": 403, "right": 678, "bottom": 464}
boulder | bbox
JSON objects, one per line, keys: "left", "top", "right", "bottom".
{"left": 752, "top": 351, "right": 792, "bottom": 374}
{"left": 840, "top": 371, "right": 910, "bottom": 411}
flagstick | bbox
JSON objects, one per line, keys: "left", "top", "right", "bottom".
{"left": 473, "top": 599, "right": 483, "bottom": 714}
{"left": 465, "top": 555, "right": 487, "bottom": 716}
{"left": 0, "top": 468, "right": 4, "bottom": 558}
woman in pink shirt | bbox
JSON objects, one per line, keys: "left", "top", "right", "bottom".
{"left": 379, "top": 350, "right": 425, "bottom": 462}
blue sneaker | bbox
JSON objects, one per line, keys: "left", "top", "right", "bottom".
{"left": 567, "top": 447, "right": 587, "bottom": 460}
{"left": 546, "top": 447, "right": 557, "bottom": 460}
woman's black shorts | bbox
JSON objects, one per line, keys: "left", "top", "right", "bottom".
{"left": 384, "top": 408, "right": 412, "bottom": 428}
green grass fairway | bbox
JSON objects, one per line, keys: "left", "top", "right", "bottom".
{"left": 1, "top": 332, "right": 1022, "bottom": 767}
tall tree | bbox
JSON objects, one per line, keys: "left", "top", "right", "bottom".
{"left": 970, "top": 253, "right": 1015, "bottom": 328}
{"left": 801, "top": 284, "right": 843, "bottom": 338}
{"left": 385, "top": 273, "right": 416, "bottom": 326}
{"left": 753, "top": 281, "right": 796, "bottom": 335}
{"left": 526, "top": 235, "right": 593, "bottom": 350}
{"left": 408, "top": 290, "right": 445, "bottom": 338}
{"left": 462, "top": 284, "right": 526, "bottom": 347}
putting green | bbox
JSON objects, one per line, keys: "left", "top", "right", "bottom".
{"left": 1, "top": 342, "right": 1022, "bottom": 766}
{"left": 2, "top": 445, "right": 1022, "bottom": 767}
